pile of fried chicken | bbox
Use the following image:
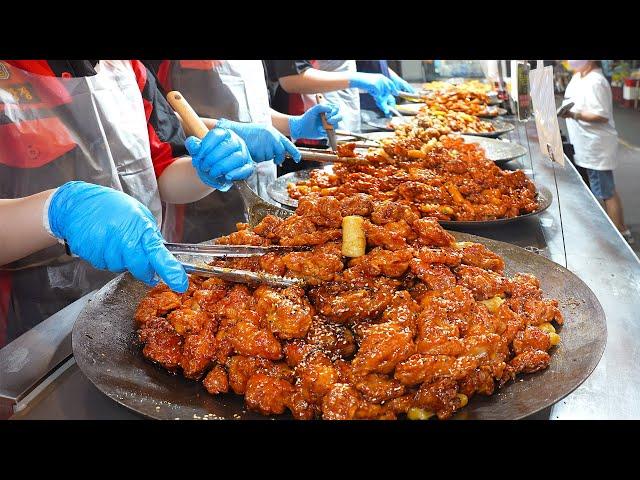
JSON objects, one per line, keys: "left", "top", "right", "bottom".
{"left": 134, "top": 192, "right": 562, "bottom": 420}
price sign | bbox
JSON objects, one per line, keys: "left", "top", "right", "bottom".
{"left": 529, "top": 66, "right": 565, "bottom": 166}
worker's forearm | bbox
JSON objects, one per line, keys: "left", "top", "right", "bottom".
{"left": 278, "top": 69, "right": 351, "bottom": 94}
{"left": 157, "top": 157, "right": 214, "bottom": 204}
{"left": 575, "top": 111, "right": 609, "bottom": 123}
{"left": 0, "top": 190, "right": 58, "bottom": 266}
{"left": 271, "top": 109, "right": 292, "bottom": 136}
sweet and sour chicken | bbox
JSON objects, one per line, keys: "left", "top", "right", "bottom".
{"left": 135, "top": 194, "right": 562, "bottom": 420}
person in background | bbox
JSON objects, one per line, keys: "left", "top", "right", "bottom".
{"left": 266, "top": 60, "right": 409, "bottom": 133}
{"left": 559, "top": 60, "right": 634, "bottom": 244}
{"left": 355, "top": 60, "right": 415, "bottom": 116}
{"left": 146, "top": 60, "right": 342, "bottom": 243}
{"left": 0, "top": 59, "right": 256, "bottom": 345}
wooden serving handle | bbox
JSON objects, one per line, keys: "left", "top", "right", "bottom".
{"left": 315, "top": 93, "right": 335, "bottom": 135}
{"left": 166, "top": 90, "right": 209, "bottom": 139}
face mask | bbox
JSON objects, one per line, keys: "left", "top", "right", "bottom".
{"left": 568, "top": 60, "right": 589, "bottom": 71}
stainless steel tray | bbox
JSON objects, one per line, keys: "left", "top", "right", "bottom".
{"left": 365, "top": 116, "right": 514, "bottom": 138}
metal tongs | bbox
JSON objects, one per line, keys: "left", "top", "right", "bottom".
{"left": 165, "top": 243, "right": 309, "bottom": 288}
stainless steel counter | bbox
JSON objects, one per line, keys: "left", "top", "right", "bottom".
{"left": 4, "top": 118, "right": 639, "bottom": 420}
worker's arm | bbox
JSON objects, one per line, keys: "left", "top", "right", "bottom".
{"left": 0, "top": 190, "right": 57, "bottom": 266}
{"left": 278, "top": 68, "right": 351, "bottom": 94}
{"left": 570, "top": 111, "right": 609, "bottom": 123}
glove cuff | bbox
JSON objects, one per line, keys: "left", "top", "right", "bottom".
{"left": 43, "top": 188, "right": 61, "bottom": 240}
{"left": 288, "top": 116, "right": 302, "bottom": 140}
{"left": 216, "top": 118, "right": 234, "bottom": 129}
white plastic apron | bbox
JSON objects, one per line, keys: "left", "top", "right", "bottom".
{"left": 162, "top": 60, "right": 275, "bottom": 243}
{"left": 0, "top": 60, "right": 159, "bottom": 339}
{"left": 302, "top": 60, "right": 361, "bottom": 132}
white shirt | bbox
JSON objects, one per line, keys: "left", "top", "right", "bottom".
{"left": 563, "top": 68, "right": 618, "bottom": 171}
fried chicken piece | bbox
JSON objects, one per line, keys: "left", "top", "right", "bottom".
{"left": 509, "top": 297, "right": 564, "bottom": 326}
{"left": 414, "top": 246, "right": 462, "bottom": 267}
{"left": 254, "top": 285, "right": 314, "bottom": 340}
{"left": 295, "top": 196, "right": 343, "bottom": 228}
{"left": 308, "top": 279, "right": 396, "bottom": 324}
{"left": 258, "top": 252, "right": 288, "bottom": 276}
{"left": 512, "top": 326, "right": 551, "bottom": 355}
{"left": 134, "top": 289, "right": 182, "bottom": 324}
{"left": 252, "top": 215, "right": 284, "bottom": 240}
{"left": 351, "top": 322, "right": 415, "bottom": 376}
{"left": 305, "top": 318, "right": 356, "bottom": 360}
{"left": 370, "top": 201, "right": 420, "bottom": 225}
{"left": 456, "top": 242, "right": 505, "bottom": 273}
{"left": 412, "top": 218, "right": 455, "bottom": 247}
{"left": 321, "top": 383, "right": 360, "bottom": 420}
{"left": 354, "top": 373, "right": 406, "bottom": 403}
{"left": 509, "top": 350, "right": 550, "bottom": 374}
{"left": 212, "top": 284, "right": 256, "bottom": 322}
{"left": 459, "top": 366, "right": 496, "bottom": 397}
{"left": 409, "top": 260, "right": 457, "bottom": 291}
{"left": 380, "top": 290, "right": 421, "bottom": 335}
{"left": 276, "top": 215, "right": 342, "bottom": 246}
{"left": 282, "top": 243, "right": 344, "bottom": 282}
{"left": 180, "top": 318, "right": 218, "bottom": 379}
{"left": 166, "top": 299, "right": 211, "bottom": 336}
{"left": 139, "top": 317, "right": 183, "bottom": 371}
{"left": 226, "top": 356, "right": 293, "bottom": 394}
{"left": 283, "top": 339, "right": 317, "bottom": 367}
{"left": 295, "top": 351, "right": 340, "bottom": 404}
{"left": 414, "top": 378, "right": 463, "bottom": 420}
{"left": 226, "top": 320, "right": 282, "bottom": 360}
{"left": 455, "top": 265, "right": 511, "bottom": 301}
{"left": 348, "top": 247, "right": 413, "bottom": 278}
{"left": 340, "top": 193, "right": 373, "bottom": 217}
{"left": 245, "top": 374, "right": 294, "bottom": 415}
{"left": 509, "top": 273, "right": 542, "bottom": 298}
{"left": 363, "top": 220, "right": 410, "bottom": 251}
{"left": 202, "top": 365, "right": 229, "bottom": 395}
{"left": 415, "top": 309, "right": 464, "bottom": 356}
{"left": 215, "top": 229, "right": 267, "bottom": 246}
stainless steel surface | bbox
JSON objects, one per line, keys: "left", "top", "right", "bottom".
{"left": 69, "top": 231, "right": 605, "bottom": 420}
{"left": 0, "top": 293, "right": 94, "bottom": 406}
{"left": 181, "top": 262, "right": 304, "bottom": 288}
{"left": 7, "top": 117, "right": 640, "bottom": 420}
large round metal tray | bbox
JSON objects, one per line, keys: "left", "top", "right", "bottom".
{"left": 365, "top": 116, "right": 514, "bottom": 138}
{"left": 72, "top": 231, "right": 606, "bottom": 420}
{"left": 397, "top": 103, "right": 507, "bottom": 118}
{"left": 347, "top": 132, "right": 527, "bottom": 165}
{"left": 266, "top": 167, "right": 551, "bottom": 223}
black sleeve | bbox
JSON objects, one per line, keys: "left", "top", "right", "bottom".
{"left": 264, "top": 60, "right": 313, "bottom": 82}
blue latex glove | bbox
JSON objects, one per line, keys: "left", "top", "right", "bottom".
{"left": 185, "top": 127, "right": 255, "bottom": 192}
{"left": 288, "top": 104, "right": 343, "bottom": 140}
{"left": 348, "top": 72, "right": 400, "bottom": 116}
{"left": 48, "top": 181, "right": 189, "bottom": 293}
{"left": 216, "top": 118, "right": 301, "bottom": 165}
{"left": 389, "top": 71, "right": 416, "bottom": 93}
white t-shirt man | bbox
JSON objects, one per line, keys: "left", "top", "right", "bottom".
{"left": 562, "top": 68, "right": 618, "bottom": 171}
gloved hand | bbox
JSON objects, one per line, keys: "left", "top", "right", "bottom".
{"left": 47, "top": 181, "right": 189, "bottom": 293}
{"left": 288, "top": 104, "right": 343, "bottom": 140}
{"left": 185, "top": 127, "right": 255, "bottom": 192}
{"left": 348, "top": 72, "right": 400, "bottom": 116}
{"left": 216, "top": 119, "right": 301, "bottom": 165}
{"left": 389, "top": 71, "right": 416, "bottom": 93}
